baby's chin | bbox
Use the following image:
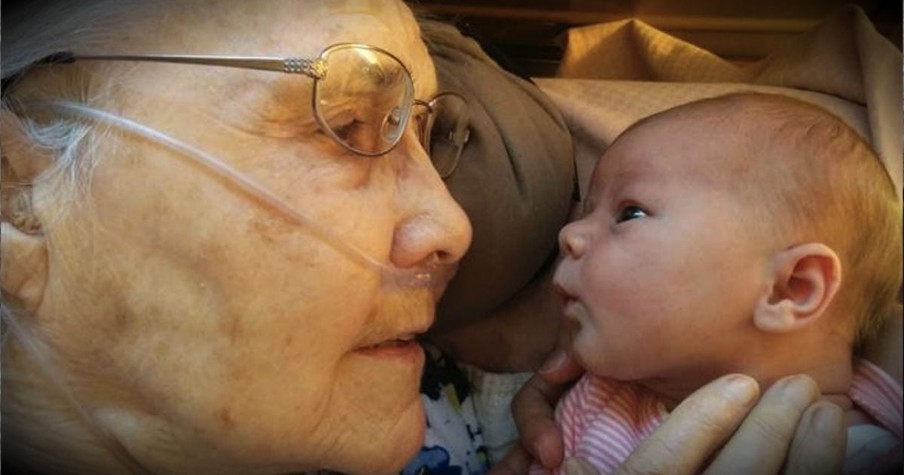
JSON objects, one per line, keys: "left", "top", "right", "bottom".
{"left": 570, "top": 328, "right": 613, "bottom": 374}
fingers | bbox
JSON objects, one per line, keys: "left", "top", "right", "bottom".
{"left": 614, "top": 374, "right": 760, "bottom": 475}
{"left": 511, "top": 349, "right": 585, "bottom": 468}
{"left": 487, "top": 444, "right": 532, "bottom": 475}
{"left": 563, "top": 458, "right": 601, "bottom": 475}
{"left": 704, "top": 375, "right": 821, "bottom": 475}
{"left": 486, "top": 449, "right": 605, "bottom": 475}
{"left": 511, "top": 373, "right": 570, "bottom": 468}
{"left": 518, "top": 322, "right": 583, "bottom": 467}
{"left": 783, "top": 402, "right": 845, "bottom": 475}
{"left": 538, "top": 349, "right": 585, "bottom": 384}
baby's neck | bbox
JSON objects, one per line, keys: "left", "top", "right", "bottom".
{"left": 641, "top": 349, "right": 856, "bottom": 414}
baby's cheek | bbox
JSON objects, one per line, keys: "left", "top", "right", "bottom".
{"left": 572, "top": 325, "right": 607, "bottom": 370}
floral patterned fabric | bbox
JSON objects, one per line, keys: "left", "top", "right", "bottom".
{"left": 401, "top": 344, "right": 490, "bottom": 475}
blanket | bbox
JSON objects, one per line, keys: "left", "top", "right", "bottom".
{"left": 539, "top": 5, "right": 903, "bottom": 203}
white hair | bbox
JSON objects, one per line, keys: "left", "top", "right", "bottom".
{"left": 2, "top": 0, "right": 165, "bottom": 205}
{"left": 2, "top": 5, "right": 181, "bottom": 473}
{"left": 3, "top": 1, "right": 157, "bottom": 75}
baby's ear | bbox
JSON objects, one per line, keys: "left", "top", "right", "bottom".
{"left": 754, "top": 243, "right": 842, "bottom": 333}
{"left": 2, "top": 109, "right": 52, "bottom": 313}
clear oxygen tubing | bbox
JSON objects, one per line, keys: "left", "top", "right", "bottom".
{"left": 0, "top": 303, "right": 155, "bottom": 475}
{"left": 40, "top": 100, "right": 458, "bottom": 290}
{"left": 2, "top": 99, "right": 459, "bottom": 475}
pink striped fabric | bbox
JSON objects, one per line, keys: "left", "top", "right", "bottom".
{"left": 528, "top": 360, "right": 902, "bottom": 475}
{"left": 528, "top": 375, "right": 665, "bottom": 475}
{"left": 849, "top": 359, "right": 903, "bottom": 439}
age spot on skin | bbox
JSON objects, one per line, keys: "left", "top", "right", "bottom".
{"left": 114, "top": 312, "right": 129, "bottom": 330}
{"left": 222, "top": 315, "right": 244, "bottom": 346}
{"left": 216, "top": 407, "right": 235, "bottom": 429}
{"left": 248, "top": 214, "right": 294, "bottom": 246}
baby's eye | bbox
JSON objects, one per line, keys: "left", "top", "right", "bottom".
{"left": 616, "top": 205, "right": 648, "bottom": 223}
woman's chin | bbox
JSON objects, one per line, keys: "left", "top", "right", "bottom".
{"left": 372, "top": 422, "right": 425, "bottom": 474}
{"left": 332, "top": 401, "right": 426, "bottom": 475}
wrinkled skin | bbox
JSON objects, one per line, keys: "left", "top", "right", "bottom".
{"left": 1, "top": 1, "right": 472, "bottom": 474}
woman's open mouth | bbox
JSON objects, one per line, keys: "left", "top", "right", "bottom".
{"left": 362, "top": 335, "right": 416, "bottom": 349}
{"left": 355, "top": 334, "right": 423, "bottom": 358}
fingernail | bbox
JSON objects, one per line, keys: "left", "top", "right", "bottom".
{"left": 722, "top": 374, "right": 759, "bottom": 406}
{"left": 534, "top": 440, "right": 552, "bottom": 468}
{"left": 772, "top": 374, "right": 818, "bottom": 406}
{"left": 539, "top": 349, "right": 568, "bottom": 375}
{"left": 812, "top": 402, "right": 843, "bottom": 433}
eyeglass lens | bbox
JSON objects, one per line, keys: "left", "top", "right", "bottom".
{"left": 313, "top": 45, "right": 469, "bottom": 177}
{"left": 314, "top": 45, "right": 414, "bottom": 156}
{"left": 424, "top": 93, "right": 469, "bottom": 178}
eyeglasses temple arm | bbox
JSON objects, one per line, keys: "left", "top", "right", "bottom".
{"left": 52, "top": 52, "right": 326, "bottom": 78}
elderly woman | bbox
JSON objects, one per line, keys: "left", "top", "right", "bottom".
{"left": 0, "top": 1, "right": 872, "bottom": 475}
{"left": 3, "top": 1, "right": 471, "bottom": 474}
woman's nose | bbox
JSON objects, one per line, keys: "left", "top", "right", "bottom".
{"left": 390, "top": 153, "right": 472, "bottom": 270}
{"left": 559, "top": 220, "right": 588, "bottom": 258}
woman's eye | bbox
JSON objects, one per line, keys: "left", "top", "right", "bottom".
{"left": 331, "top": 119, "right": 360, "bottom": 141}
{"left": 320, "top": 106, "right": 360, "bottom": 139}
{"left": 616, "top": 205, "right": 648, "bottom": 223}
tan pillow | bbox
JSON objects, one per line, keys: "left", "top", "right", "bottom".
{"left": 536, "top": 79, "right": 871, "bottom": 201}
{"left": 422, "top": 20, "right": 575, "bottom": 332}
{"left": 551, "top": 5, "right": 902, "bottom": 200}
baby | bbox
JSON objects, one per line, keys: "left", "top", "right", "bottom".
{"left": 533, "top": 93, "right": 902, "bottom": 474}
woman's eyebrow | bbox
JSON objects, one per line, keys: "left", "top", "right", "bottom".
{"left": 217, "top": 75, "right": 319, "bottom": 136}
{"left": 250, "top": 73, "right": 316, "bottom": 108}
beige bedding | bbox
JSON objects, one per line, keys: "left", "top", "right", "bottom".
{"left": 537, "top": 4, "right": 903, "bottom": 202}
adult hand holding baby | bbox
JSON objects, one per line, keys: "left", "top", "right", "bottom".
{"left": 494, "top": 355, "right": 845, "bottom": 475}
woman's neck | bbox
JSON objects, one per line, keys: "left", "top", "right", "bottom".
{"left": 3, "top": 339, "right": 277, "bottom": 475}
{"left": 3, "top": 345, "right": 148, "bottom": 475}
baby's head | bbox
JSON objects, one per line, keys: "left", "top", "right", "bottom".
{"left": 555, "top": 92, "right": 901, "bottom": 384}
{"left": 679, "top": 93, "right": 901, "bottom": 348}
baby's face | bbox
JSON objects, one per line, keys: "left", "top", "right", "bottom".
{"left": 553, "top": 114, "right": 776, "bottom": 388}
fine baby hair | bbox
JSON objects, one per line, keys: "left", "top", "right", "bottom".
{"left": 641, "top": 92, "right": 901, "bottom": 348}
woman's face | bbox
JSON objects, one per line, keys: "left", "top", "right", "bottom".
{"left": 23, "top": 1, "right": 471, "bottom": 473}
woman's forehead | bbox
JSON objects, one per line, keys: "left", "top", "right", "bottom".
{"left": 148, "top": 1, "right": 422, "bottom": 55}
{"left": 129, "top": 0, "right": 435, "bottom": 92}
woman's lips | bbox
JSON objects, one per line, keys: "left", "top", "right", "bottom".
{"left": 355, "top": 334, "right": 423, "bottom": 358}
{"left": 360, "top": 335, "right": 415, "bottom": 350}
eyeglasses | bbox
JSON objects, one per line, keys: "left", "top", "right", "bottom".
{"left": 22, "top": 43, "right": 470, "bottom": 178}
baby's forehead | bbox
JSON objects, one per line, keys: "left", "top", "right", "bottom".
{"left": 594, "top": 93, "right": 858, "bottom": 189}
{"left": 593, "top": 107, "right": 764, "bottom": 190}
{"left": 626, "top": 96, "right": 818, "bottom": 162}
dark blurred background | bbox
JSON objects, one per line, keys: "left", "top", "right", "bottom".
{"left": 416, "top": 0, "right": 903, "bottom": 77}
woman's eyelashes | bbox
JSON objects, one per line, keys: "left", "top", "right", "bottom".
{"left": 331, "top": 119, "right": 362, "bottom": 142}
{"left": 615, "top": 204, "right": 649, "bottom": 223}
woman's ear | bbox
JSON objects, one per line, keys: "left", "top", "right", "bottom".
{"left": 1, "top": 223, "right": 48, "bottom": 313}
{"left": 2, "top": 109, "right": 52, "bottom": 313}
{"left": 2, "top": 109, "right": 53, "bottom": 182}
{"left": 754, "top": 243, "right": 842, "bottom": 333}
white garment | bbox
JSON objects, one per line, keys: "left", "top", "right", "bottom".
{"left": 459, "top": 364, "right": 533, "bottom": 464}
